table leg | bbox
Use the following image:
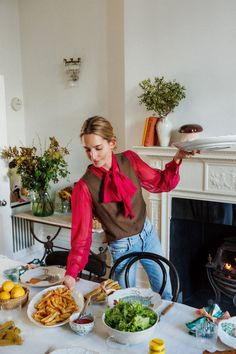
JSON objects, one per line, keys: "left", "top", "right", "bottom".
{"left": 29, "top": 222, "right": 62, "bottom": 262}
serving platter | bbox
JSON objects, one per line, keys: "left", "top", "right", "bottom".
{"left": 27, "top": 285, "right": 84, "bottom": 328}
{"left": 20, "top": 266, "right": 65, "bottom": 287}
{"left": 107, "top": 287, "right": 162, "bottom": 309}
{"left": 173, "top": 135, "right": 236, "bottom": 152}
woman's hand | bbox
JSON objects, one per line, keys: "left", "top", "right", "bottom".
{"left": 174, "top": 149, "right": 200, "bottom": 164}
{"left": 63, "top": 275, "right": 77, "bottom": 290}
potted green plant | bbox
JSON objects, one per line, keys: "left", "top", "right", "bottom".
{"left": 138, "top": 76, "right": 186, "bottom": 146}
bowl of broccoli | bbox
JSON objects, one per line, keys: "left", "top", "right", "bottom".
{"left": 102, "top": 300, "right": 158, "bottom": 344}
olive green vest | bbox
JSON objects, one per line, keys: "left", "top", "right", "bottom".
{"left": 81, "top": 153, "right": 146, "bottom": 242}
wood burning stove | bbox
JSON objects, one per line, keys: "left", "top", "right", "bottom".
{"left": 206, "top": 240, "right": 236, "bottom": 306}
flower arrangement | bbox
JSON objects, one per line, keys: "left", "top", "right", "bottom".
{"left": 1, "top": 137, "right": 70, "bottom": 217}
{"left": 138, "top": 76, "right": 186, "bottom": 119}
{"left": 58, "top": 186, "right": 72, "bottom": 213}
{"left": 58, "top": 186, "right": 72, "bottom": 202}
{"left": 1, "top": 137, "right": 70, "bottom": 193}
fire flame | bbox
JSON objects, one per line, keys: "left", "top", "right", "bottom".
{"left": 224, "top": 263, "right": 232, "bottom": 271}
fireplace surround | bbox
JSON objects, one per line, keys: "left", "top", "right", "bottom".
{"left": 133, "top": 146, "right": 236, "bottom": 257}
{"left": 134, "top": 146, "right": 236, "bottom": 310}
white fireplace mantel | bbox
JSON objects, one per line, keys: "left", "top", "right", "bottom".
{"left": 133, "top": 146, "right": 236, "bottom": 258}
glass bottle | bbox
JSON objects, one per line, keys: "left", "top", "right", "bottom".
{"left": 149, "top": 338, "right": 165, "bottom": 354}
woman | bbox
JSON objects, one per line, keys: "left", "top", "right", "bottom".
{"left": 64, "top": 116, "right": 196, "bottom": 299}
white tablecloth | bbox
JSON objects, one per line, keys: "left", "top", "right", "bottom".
{"left": 0, "top": 255, "right": 230, "bottom": 354}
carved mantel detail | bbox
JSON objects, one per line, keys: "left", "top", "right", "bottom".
{"left": 208, "top": 165, "right": 236, "bottom": 192}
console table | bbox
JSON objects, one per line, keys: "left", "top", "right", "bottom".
{"left": 12, "top": 211, "right": 72, "bottom": 261}
{"left": 12, "top": 211, "right": 105, "bottom": 262}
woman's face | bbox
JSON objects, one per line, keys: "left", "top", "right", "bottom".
{"left": 82, "top": 134, "right": 116, "bottom": 170}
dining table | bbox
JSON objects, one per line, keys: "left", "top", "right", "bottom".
{"left": 0, "top": 254, "right": 231, "bottom": 354}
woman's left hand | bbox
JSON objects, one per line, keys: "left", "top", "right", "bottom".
{"left": 174, "top": 149, "right": 200, "bottom": 164}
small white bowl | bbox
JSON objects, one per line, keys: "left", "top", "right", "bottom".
{"left": 69, "top": 312, "right": 94, "bottom": 335}
{"left": 102, "top": 312, "right": 158, "bottom": 344}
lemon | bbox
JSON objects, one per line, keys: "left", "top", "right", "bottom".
{"left": 10, "top": 286, "right": 25, "bottom": 299}
{"left": 2, "top": 280, "right": 15, "bottom": 292}
{"left": 0, "top": 291, "right": 11, "bottom": 300}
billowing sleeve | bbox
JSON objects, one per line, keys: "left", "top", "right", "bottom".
{"left": 124, "top": 150, "right": 181, "bottom": 193}
{"left": 65, "top": 179, "right": 93, "bottom": 278}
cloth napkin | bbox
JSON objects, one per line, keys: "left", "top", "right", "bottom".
{"left": 186, "top": 304, "right": 231, "bottom": 336}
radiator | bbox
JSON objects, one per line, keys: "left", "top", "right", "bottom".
{"left": 11, "top": 216, "right": 35, "bottom": 253}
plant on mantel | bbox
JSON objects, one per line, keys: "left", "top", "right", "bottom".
{"left": 138, "top": 76, "right": 186, "bottom": 119}
{"left": 138, "top": 76, "right": 186, "bottom": 146}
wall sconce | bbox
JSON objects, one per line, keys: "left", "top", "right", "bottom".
{"left": 63, "top": 57, "right": 81, "bottom": 86}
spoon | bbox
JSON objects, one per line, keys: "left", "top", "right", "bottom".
{"left": 78, "top": 296, "right": 91, "bottom": 319}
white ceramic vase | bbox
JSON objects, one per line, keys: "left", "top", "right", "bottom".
{"left": 156, "top": 116, "right": 172, "bottom": 147}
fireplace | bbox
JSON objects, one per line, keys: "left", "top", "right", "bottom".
{"left": 206, "top": 240, "right": 236, "bottom": 305}
{"left": 170, "top": 197, "right": 236, "bottom": 313}
{"left": 134, "top": 146, "right": 236, "bottom": 314}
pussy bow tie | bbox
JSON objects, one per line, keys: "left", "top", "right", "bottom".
{"left": 102, "top": 153, "right": 137, "bottom": 218}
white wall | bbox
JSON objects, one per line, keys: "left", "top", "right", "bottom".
{"left": 18, "top": 0, "right": 110, "bottom": 186}
{"left": 0, "top": 0, "right": 25, "bottom": 146}
{"left": 124, "top": 0, "right": 236, "bottom": 148}
{"left": 106, "top": 0, "right": 125, "bottom": 151}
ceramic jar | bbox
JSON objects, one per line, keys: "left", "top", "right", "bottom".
{"left": 156, "top": 117, "right": 172, "bottom": 147}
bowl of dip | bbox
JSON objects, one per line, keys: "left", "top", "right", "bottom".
{"left": 69, "top": 312, "right": 94, "bottom": 335}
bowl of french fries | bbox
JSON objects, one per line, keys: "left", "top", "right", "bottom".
{"left": 27, "top": 285, "right": 84, "bottom": 327}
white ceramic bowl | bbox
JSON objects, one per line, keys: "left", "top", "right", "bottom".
{"left": 218, "top": 316, "right": 236, "bottom": 349}
{"left": 102, "top": 311, "right": 158, "bottom": 344}
{"left": 69, "top": 312, "right": 95, "bottom": 336}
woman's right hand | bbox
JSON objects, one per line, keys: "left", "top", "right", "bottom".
{"left": 63, "top": 275, "right": 76, "bottom": 290}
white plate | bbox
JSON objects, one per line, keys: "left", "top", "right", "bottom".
{"left": 173, "top": 135, "right": 236, "bottom": 152}
{"left": 27, "top": 285, "right": 84, "bottom": 328}
{"left": 20, "top": 266, "right": 65, "bottom": 287}
{"left": 107, "top": 288, "right": 162, "bottom": 309}
{"left": 218, "top": 316, "right": 236, "bottom": 349}
{"left": 50, "top": 348, "right": 100, "bottom": 354}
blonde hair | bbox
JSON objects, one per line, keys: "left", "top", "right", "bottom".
{"left": 80, "top": 116, "right": 116, "bottom": 142}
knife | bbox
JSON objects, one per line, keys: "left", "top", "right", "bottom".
{"left": 160, "top": 302, "right": 175, "bottom": 317}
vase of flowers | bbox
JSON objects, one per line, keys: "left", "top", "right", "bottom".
{"left": 138, "top": 76, "right": 186, "bottom": 146}
{"left": 1, "top": 137, "right": 70, "bottom": 217}
{"left": 58, "top": 186, "right": 72, "bottom": 213}
{"left": 31, "top": 190, "right": 54, "bottom": 217}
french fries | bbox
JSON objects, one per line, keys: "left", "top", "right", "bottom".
{"left": 32, "top": 287, "right": 77, "bottom": 326}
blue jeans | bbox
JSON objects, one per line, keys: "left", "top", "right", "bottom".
{"left": 108, "top": 218, "right": 172, "bottom": 300}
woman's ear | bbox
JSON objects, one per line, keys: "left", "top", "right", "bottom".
{"left": 109, "top": 138, "right": 117, "bottom": 150}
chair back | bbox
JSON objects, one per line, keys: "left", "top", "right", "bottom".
{"left": 45, "top": 250, "right": 107, "bottom": 282}
{"left": 109, "top": 251, "right": 180, "bottom": 302}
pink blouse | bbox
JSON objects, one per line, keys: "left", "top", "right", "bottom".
{"left": 65, "top": 150, "right": 181, "bottom": 278}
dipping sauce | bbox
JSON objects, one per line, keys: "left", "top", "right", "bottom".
{"left": 73, "top": 317, "right": 93, "bottom": 324}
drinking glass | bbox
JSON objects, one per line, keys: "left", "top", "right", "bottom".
{"left": 195, "top": 320, "right": 218, "bottom": 351}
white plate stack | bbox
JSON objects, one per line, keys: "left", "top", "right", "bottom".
{"left": 173, "top": 135, "right": 236, "bottom": 152}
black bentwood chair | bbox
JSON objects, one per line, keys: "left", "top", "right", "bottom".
{"left": 109, "top": 251, "right": 180, "bottom": 302}
{"left": 45, "top": 249, "right": 107, "bottom": 282}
